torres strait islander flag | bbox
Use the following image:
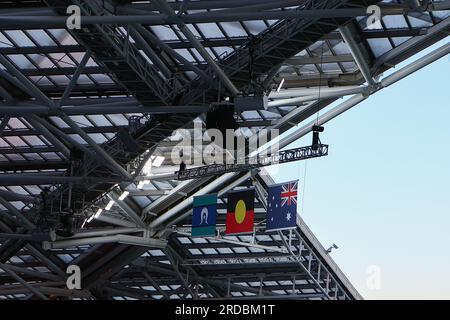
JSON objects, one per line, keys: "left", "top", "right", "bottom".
{"left": 225, "top": 189, "right": 255, "bottom": 235}
{"left": 191, "top": 194, "right": 217, "bottom": 237}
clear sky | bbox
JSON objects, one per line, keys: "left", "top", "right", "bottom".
{"left": 269, "top": 39, "right": 450, "bottom": 300}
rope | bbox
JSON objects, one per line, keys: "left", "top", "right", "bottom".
{"left": 301, "top": 40, "right": 325, "bottom": 216}
{"left": 301, "top": 160, "right": 307, "bottom": 216}
{"left": 316, "top": 40, "right": 325, "bottom": 125}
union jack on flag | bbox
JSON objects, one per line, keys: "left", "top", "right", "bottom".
{"left": 281, "top": 181, "right": 298, "bottom": 207}
{"left": 266, "top": 180, "right": 298, "bottom": 231}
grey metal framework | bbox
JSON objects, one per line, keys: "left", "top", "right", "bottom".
{"left": 174, "top": 144, "right": 329, "bottom": 180}
{"left": 0, "top": 0, "right": 448, "bottom": 300}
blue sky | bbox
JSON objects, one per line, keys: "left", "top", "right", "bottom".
{"left": 270, "top": 39, "right": 450, "bottom": 299}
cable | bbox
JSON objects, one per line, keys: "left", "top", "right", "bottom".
{"left": 301, "top": 159, "right": 307, "bottom": 216}
{"left": 316, "top": 40, "right": 325, "bottom": 125}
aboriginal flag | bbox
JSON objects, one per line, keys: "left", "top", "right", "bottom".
{"left": 225, "top": 189, "right": 255, "bottom": 235}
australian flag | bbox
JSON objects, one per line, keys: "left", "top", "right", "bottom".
{"left": 266, "top": 180, "right": 298, "bottom": 231}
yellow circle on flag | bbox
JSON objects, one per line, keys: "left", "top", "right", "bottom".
{"left": 235, "top": 200, "right": 246, "bottom": 224}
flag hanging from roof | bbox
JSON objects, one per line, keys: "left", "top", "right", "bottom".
{"left": 191, "top": 194, "right": 217, "bottom": 237}
{"left": 225, "top": 189, "right": 255, "bottom": 235}
{"left": 266, "top": 180, "right": 298, "bottom": 232}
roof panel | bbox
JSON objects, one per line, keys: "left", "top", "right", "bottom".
{"left": 4, "top": 30, "right": 35, "bottom": 46}
{"left": 26, "top": 29, "right": 58, "bottom": 46}
{"left": 367, "top": 38, "right": 393, "bottom": 57}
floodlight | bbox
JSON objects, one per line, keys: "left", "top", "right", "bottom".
{"left": 94, "top": 208, "right": 103, "bottom": 219}
{"left": 105, "top": 200, "right": 114, "bottom": 211}
{"left": 118, "top": 191, "right": 129, "bottom": 201}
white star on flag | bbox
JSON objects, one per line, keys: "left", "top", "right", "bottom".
{"left": 266, "top": 180, "right": 298, "bottom": 232}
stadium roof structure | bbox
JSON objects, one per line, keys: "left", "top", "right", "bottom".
{"left": 0, "top": 0, "right": 448, "bottom": 300}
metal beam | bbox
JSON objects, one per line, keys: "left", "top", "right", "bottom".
{"left": 142, "top": 271, "right": 170, "bottom": 299}
{"left": 373, "top": 16, "right": 450, "bottom": 70}
{"left": 0, "top": 54, "right": 54, "bottom": 107}
{"left": 0, "top": 220, "right": 67, "bottom": 279}
{"left": 134, "top": 24, "right": 212, "bottom": 83}
{"left": 96, "top": 215, "right": 140, "bottom": 228}
{"left": 129, "top": 190, "right": 169, "bottom": 196}
{"left": 43, "top": 235, "right": 167, "bottom": 250}
{"left": 118, "top": 0, "right": 311, "bottom": 13}
{"left": 59, "top": 113, "right": 132, "bottom": 180}
{"left": 27, "top": 114, "right": 93, "bottom": 156}
{"left": 0, "top": 196, "right": 35, "bottom": 230}
{"left": 119, "top": 1, "right": 441, "bottom": 14}
{"left": 107, "top": 192, "right": 146, "bottom": 228}
{"left": 339, "top": 25, "right": 376, "bottom": 87}
{"left": 60, "top": 50, "right": 91, "bottom": 105}
{"left": 284, "top": 54, "right": 354, "bottom": 65}
{"left": 64, "top": 227, "right": 146, "bottom": 240}
{"left": 0, "top": 29, "right": 429, "bottom": 56}
{"left": 23, "top": 117, "right": 71, "bottom": 158}
{"left": 0, "top": 174, "right": 128, "bottom": 186}
{"left": 268, "top": 86, "right": 368, "bottom": 107}
{"left": 0, "top": 8, "right": 413, "bottom": 28}
{"left": 431, "top": 0, "right": 450, "bottom": 10}
{"left": 0, "top": 100, "right": 274, "bottom": 116}
{"left": 3, "top": 264, "right": 61, "bottom": 282}
{"left": 0, "top": 284, "right": 91, "bottom": 298}
{"left": 2, "top": 126, "right": 128, "bottom": 136}
{"left": 0, "top": 38, "right": 248, "bottom": 54}
{"left": 360, "top": 28, "right": 428, "bottom": 39}
{"left": 129, "top": 27, "right": 173, "bottom": 80}
{"left": 0, "top": 115, "right": 10, "bottom": 134}
{"left": 0, "top": 190, "right": 37, "bottom": 203}
{"left": 152, "top": 0, "right": 239, "bottom": 96}
{"left": 0, "top": 160, "right": 69, "bottom": 172}
{"left": 379, "top": 42, "right": 450, "bottom": 88}
{"left": 0, "top": 44, "right": 84, "bottom": 55}
{"left": 0, "top": 85, "right": 13, "bottom": 103}
{"left": 163, "top": 246, "right": 196, "bottom": 298}
{"left": 0, "top": 146, "right": 60, "bottom": 155}
{"left": 0, "top": 104, "right": 209, "bottom": 116}
{"left": 0, "top": 262, "right": 49, "bottom": 300}
{"left": 269, "top": 86, "right": 362, "bottom": 98}
{"left": 18, "top": 66, "right": 104, "bottom": 77}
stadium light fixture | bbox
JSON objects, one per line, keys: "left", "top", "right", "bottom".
{"left": 87, "top": 214, "right": 95, "bottom": 223}
{"left": 94, "top": 208, "right": 103, "bottom": 219}
{"left": 105, "top": 200, "right": 114, "bottom": 211}
{"left": 137, "top": 180, "right": 150, "bottom": 189}
{"left": 118, "top": 191, "right": 129, "bottom": 201}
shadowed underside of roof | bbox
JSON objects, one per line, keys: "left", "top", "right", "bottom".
{"left": 0, "top": 0, "right": 448, "bottom": 300}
